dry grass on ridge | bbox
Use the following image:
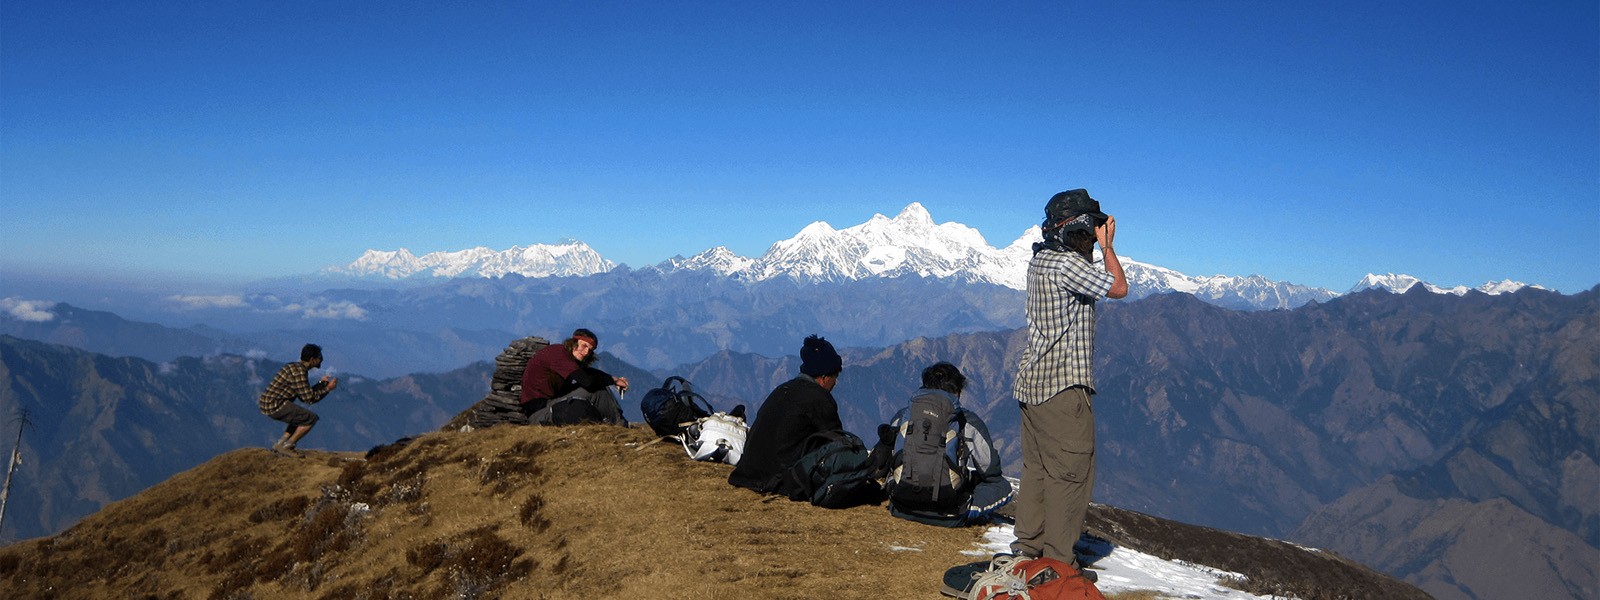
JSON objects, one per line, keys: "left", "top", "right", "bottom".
{"left": 0, "top": 424, "right": 1012, "bottom": 599}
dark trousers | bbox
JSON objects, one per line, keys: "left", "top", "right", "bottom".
{"left": 533, "top": 388, "right": 627, "bottom": 426}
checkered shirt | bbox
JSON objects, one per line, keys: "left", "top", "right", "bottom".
{"left": 258, "top": 361, "right": 330, "bottom": 414}
{"left": 1013, "top": 247, "right": 1114, "bottom": 405}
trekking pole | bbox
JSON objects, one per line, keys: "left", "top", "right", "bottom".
{"left": 0, "top": 408, "right": 33, "bottom": 541}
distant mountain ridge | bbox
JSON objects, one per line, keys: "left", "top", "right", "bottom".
{"left": 323, "top": 203, "right": 1534, "bottom": 311}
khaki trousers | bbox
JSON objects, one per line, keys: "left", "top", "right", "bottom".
{"left": 1011, "top": 386, "right": 1095, "bottom": 563}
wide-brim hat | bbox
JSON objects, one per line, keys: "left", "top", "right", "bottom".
{"left": 1046, "top": 189, "right": 1107, "bottom": 222}
{"left": 1043, "top": 189, "right": 1108, "bottom": 234}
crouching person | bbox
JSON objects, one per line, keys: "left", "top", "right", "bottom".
{"left": 259, "top": 343, "right": 338, "bottom": 458}
{"left": 883, "top": 362, "right": 1013, "bottom": 526}
{"left": 520, "top": 328, "right": 629, "bottom": 426}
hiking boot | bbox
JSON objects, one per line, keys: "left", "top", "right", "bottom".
{"left": 940, "top": 554, "right": 1014, "bottom": 598}
{"left": 278, "top": 444, "right": 305, "bottom": 458}
{"left": 1076, "top": 561, "right": 1098, "bottom": 584}
{"left": 966, "top": 555, "right": 1030, "bottom": 599}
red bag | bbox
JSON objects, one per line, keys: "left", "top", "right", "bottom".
{"left": 970, "top": 556, "right": 1107, "bottom": 600}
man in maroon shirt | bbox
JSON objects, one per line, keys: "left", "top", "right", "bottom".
{"left": 519, "top": 328, "right": 630, "bottom": 425}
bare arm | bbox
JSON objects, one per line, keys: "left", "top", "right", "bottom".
{"left": 1097, "top": 216, "right": 1128, "bottom": 299}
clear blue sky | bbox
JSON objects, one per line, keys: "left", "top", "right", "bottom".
{"left": 2, "top": 1, "right": 1596, "bottom": 293}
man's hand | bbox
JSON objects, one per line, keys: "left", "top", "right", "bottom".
{"left": 613, "top": 376, "right": 629, "bottom": 392}
{"left": 1095, "top": 214, "right": 1117, "bottom": 250}
{"left": 1095, "top": 214, "right": 1129, "bottom": 299}
{"left": 321, "top": 375, "right": 339, "bottom": 391}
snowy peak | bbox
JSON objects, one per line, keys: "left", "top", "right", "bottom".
{"left": 750, "top": 202, "right": 1012, "bottom": 286}
{"left": 1113, "top": 256, "right": 1338, "bottom": 310}
{"left": 1349, "top": 273, "right": 1427, "bottom": 294}
{"left": 1347, "top": 273, "right": 1538, "bottom": 296}
{"left": 328, "top": 241, "right": 614, "bottom": 280}
{"left": 893, "top": 201, "right": 933, "bottom": 224}
{"left": 651, "top": 247, "right": 756, "bottom": 277}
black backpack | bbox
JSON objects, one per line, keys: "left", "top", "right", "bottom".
{"left": 549, "top": 395, "right": 606, "bottom": 425}
{"left": 640, "top": 376, "right": 714, "bottom": 437}
{"left": 885, "top": 391, "right": 972, "bottom": 516}
{"left": 780, "top": 430, "right": 883, "bottom": 509}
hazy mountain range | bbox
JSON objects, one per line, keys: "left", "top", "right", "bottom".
{"left": 2, "top": 203, "right": 1533, "bottom": 375}
{"left": 2, "top": 285, "right": 1593, "bottom": 600}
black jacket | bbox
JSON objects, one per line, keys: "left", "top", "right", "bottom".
{"left": 727, "top": 375, "right": 844, "bottom": 493}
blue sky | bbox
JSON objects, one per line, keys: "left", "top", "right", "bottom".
{"left": 2, "top": 1, "right": 1596, "bottom": 293}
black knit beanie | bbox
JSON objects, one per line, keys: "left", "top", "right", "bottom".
{"left": 799, "top": 335, "right": 842, "bottom": 377}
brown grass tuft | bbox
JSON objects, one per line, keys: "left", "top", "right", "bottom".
{"left": 406, "top": 541, "right": 449, "bottom": 571}
{"left": 249, "top": 495, "right": 311, "bottom": 523}
{"left": 518, "top": 493, "right": 550, "bottom": 531}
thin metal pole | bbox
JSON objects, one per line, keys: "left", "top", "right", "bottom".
{"left": 0, "top": 408, "right": 31, "bottom": 540}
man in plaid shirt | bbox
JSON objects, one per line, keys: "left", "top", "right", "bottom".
{"left": 1010, "top": 189, "right": 1128, "bottom": 569}
{"left": 259, "top": 343, "right": 339, "bottom": 458}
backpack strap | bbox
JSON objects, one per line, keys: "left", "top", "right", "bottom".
{"left": 685, "top": 390, "right": 715, "bottom": 416}
{"left": 662, "top": 376, "right": 690, "bottom": 395}
{"left": 953, "top": 410, "right": 971, "bottom": 474}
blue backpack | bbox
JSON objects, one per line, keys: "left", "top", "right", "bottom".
{"left": 640, "top": 376, "right": 714, "bottom": 437}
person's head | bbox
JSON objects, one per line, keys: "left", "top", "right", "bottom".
{"left": 920, "top": 361, "right": 967, "bottom": 396}
{"left": 563, "top": 329, "right": 598, "bottom": 365}
{"left": 1041, "top": 188, "right": 1107, "bottom": 259}
{"left": 300, "top": 343, "right": 323, "bottom": 368}
{"left": 799, "top": 334, "right": 842, "bottom": 389}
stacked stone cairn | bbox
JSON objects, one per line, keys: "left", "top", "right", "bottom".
{"left": 468, "top": 336, "right": 551, "bottom": 429}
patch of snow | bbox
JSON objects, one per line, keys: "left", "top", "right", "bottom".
{"left": 967, "top": 524, "right": 1296, "bottom": 600}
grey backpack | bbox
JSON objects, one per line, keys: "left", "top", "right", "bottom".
{"left": 885, "top": 391, "right": 971, "bottom": 516}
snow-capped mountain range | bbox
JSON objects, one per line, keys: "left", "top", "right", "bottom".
{"left": 659, "top": 203, "right": 1038, "bottom": 289}
{"left": 329, "top": 240, "right": 614, "bottom": 279}
{"left": 1346, "top": 273, "right": 1542, "bottom": 296}
{"left": 326, "top": 203, "right": 1533, "bottom": 310}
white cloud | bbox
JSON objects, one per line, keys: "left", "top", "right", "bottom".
{"left": 166, "top": 294, "right": 248, "bottom": 310}
{"left": 1, "top": 297, "right": 56, "bottom": 322}
{"left": 286, "top": 300, "right": 368, "bottom": 320}
{"left": 161, "top": 293, "right": 366, "bottom": 321}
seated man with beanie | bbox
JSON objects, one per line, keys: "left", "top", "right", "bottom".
{"left": 728, "top": 334, "right": 846, "bottom": 494}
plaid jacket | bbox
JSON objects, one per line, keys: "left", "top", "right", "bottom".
{"left": 258, "top": 361, "right": 331, "bottom": 414}
{"left": 1013, "top": 247, "right": 1114, "bottom": 405}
